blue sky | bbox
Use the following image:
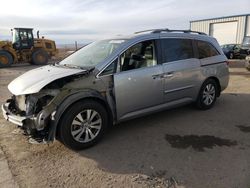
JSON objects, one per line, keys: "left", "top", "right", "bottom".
{"left": 0, "top": 0, "right": 249, "bottom": 44}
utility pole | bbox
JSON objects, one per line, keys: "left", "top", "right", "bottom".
{"left": 75, "top": 41, "right": 78, "bottom": 51}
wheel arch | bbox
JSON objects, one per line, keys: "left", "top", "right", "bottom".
{"left": 201, "top": 76, "right": 221, "bottom": 97}
{"left": 32, "top": 47, "right": 48, "bottom": 55}
{"left": 32, "top": 47, "right": 44, "bottom": 52}
{"left": 47, "top": 90, "right": 114, "bottom": 142}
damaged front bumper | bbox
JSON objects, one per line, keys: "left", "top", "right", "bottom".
{"left": 2, "top": 102, "right": 34, "bottom": 126}
{"left": 1, "top": 100, "right": 57, "bottom": 143}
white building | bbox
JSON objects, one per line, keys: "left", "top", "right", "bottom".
{"left": 190, "top": 14, "right": 250, "bottom": 45}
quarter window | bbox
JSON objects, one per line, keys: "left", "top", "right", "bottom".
{"left": 99, "top": 58, "right": 117, "bottom": 76}
{"left": 197, "top": 40, "right": 219, "bottom": 59}
{"left": 161, "top": 39, "right": 194, "bottom": 63}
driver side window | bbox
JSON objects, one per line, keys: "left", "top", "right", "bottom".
{"left": 120, "top": 40, "right": 157, "bottom": 72}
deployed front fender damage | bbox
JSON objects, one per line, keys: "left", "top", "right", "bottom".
{"left": 46, "top": 89, "right": 114, "bottom": 142}
{"left": 3, "top": 66, "right": 115, "bottom": 143}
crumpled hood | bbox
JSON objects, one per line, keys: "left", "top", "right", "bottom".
{"left": 8, "top": 65, "right": 86, "bottom": 95}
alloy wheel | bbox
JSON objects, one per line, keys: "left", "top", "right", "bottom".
{"left": 202, "top": 84, "right": 216, "bottom": 105}
{"left": 70, "top": 109, "right": 102, "bottom": 143}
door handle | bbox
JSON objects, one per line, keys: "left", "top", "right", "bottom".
{"left": 162, "top": 72, "right": 174, "bottom": 78}
{"left": 152, "top": 72, "right": 174, "bottom": 79}
{"left": 152, "top": 74, "right": 163, "bottom": 79}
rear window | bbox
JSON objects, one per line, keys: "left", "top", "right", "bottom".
{"left": 242, "top": 37, "right": 250, "bottom": 48}
{"left": 161, "top": 38, "right": 194, "bottom": 63}
{"left": 197, "top": 40, "right": 219, "bottom": 59}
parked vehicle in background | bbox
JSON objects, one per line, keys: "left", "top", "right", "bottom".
{"left": 245, "top": 55, "right": 250, "bottom": 71}
{"left": 2, "top": 29, "right": 229, "bottom": 150}
{"left": 241, "top": 36, "right": 250, "bottom": 55}
{"left": 221, "top": 44, "right": 247, "bottom": 59}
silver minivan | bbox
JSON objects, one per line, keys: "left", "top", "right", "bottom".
{"left": 2, "top": 29, "right": 229, "bottom": 150}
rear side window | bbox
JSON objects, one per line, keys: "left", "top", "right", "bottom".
{"left": 197, "top": 40, "right": 219, "bottom": 59}
{"left": 161, "top": 39, "right": 194, "bottom": 63}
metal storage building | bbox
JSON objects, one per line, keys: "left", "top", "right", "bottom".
{"left": 190, "top": 14, "right": 250, "bottom": 45}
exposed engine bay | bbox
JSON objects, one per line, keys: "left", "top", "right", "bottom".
{"left": 8, "top": 90, "right": 58, "bottom": 117}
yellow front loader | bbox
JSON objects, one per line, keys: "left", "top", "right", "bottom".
{"left": 0, "top": 28, "right": 57, "bottom": 67}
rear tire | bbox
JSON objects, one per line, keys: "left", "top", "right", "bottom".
{"left": 31, "top": 49, "right": 49, "bottom": 65}
{"left": 0, "top": 51, "right": 13, "bottom": 68}
{"left": 58, "top": 100, "right": 108, "bottom": 150}
{"left": 196, "top": 79, "right": 218, "bottom": 110}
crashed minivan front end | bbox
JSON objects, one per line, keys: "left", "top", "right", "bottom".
{"left": 2, "top": 88, "right": 59, "bottom": 137}
{"left": 2, "top": 38, "right": 125, "bottom": 149}
{"left": 1, "top": 64, "right": 97, "bottom": 143}
{"left": 2, "top": 89, "right": 56, "bottom": 127}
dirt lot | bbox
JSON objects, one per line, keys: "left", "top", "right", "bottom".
{"left": 0, "top": 62, "right": 250, "bottom": 188}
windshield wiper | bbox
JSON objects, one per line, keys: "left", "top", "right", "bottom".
{"left": 54, "top": 63, "right": 95, "bottom": 73}
{"left": 55, "top": 63, "right": 84, "bottom": 70}
{"left": 64, "top": 64, "right": 84, "bottom": 69}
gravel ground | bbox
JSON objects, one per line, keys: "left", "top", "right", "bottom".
{"left": 0, "top": 62, "right": 250, "bottom": 188}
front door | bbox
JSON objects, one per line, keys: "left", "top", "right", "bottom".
{"left": 114, "top": 40, "right": 164, "bottom": 120}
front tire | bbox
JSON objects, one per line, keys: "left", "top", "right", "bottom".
{"left": 196, "top": 79, "right": 218, "bottom": 110}
{"left": 0, "top": 51, "right": 13, "bottom": 68}
{"left": 58, "top": 100, "right": 108, "bottom": 150}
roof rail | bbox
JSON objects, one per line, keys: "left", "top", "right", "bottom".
{"left": 135, "top": 28, "right": 207, "bottom": 35}
{"left": 134, "top": 29, "right": 157, "bottom": 34}
{"left": 153, "top": 29, "right": 207, "bottom": 35}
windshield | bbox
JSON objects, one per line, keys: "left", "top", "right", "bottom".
{"left": 59, "top": 39, "right": 126, "bottom": 68}
{"left": 12, "top": 29, "right": 19, "bottom": 44}
{"left": 221, "top": 44, "right": 234, "bottom": 50}
{"left": 242, "top": 37, "right": 250, "bottom": 47}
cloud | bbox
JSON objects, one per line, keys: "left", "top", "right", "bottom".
{"left": 0, "top": 0, "right": 249, "bottom": 44}
{"left": 43, "top": 29, "right": 98, "bottom": 35}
